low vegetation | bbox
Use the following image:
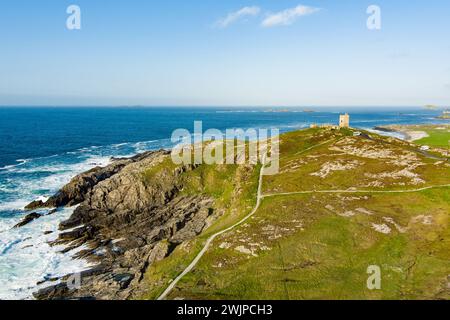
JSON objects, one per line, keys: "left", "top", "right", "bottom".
{"left": 139, "top": 127, "right": 450, "bottom": 300}
{"left": 415, "top": 126, "right": 450, "bottom": 148}
{"left": 139, "top": 157, "right": 261, "bottom": 299}
{"left": 166, "top": 189, "right": 449, "bottom": 299}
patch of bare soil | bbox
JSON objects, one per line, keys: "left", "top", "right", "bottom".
{"left": 330, "top": 138, "right": 395, "bottom": 159}
{"left": 310, "top": 160, "right": 362, "bottom": 178}
{"left": 371, "top": 223, "right": 392, "bottom": 234}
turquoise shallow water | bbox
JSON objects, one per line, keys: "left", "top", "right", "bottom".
{"left": 0, "top": 106, "right": 447, "bottom": 299}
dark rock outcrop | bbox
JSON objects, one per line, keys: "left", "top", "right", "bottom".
{"left": 25, "top": 200, "right": 45, "bottom": 211}
{"left": 25, "top": 151, "right": 162, "bottom": 211}
{"left": 14, "top": 209, "right": 57, "bottom": 229}
{"left": 373, "top": 126, "right": 396, "bottom": 133}
{"left": 13, "top": 212, "right": 42, "bottom": 228}
{"left": 34, "top": 150, "right": 216, "bottom": 300}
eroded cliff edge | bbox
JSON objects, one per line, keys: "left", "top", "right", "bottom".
{"left": 28, "top": 150, "right": 232, "bottom": 300}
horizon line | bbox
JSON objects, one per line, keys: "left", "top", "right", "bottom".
{"left": 0, "top": 105, "right": 441, "bottom": 109}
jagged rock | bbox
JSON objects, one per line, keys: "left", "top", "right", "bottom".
{"left": 148, "top": 241, "right": 171, "bottom": 264}
{"left": 13, "top": 212, "right": 42, "bottom": 228}
{"left": 38, "top": 162, "right": 128, "bottom": 209}
{"left": 25, "top": 151, "right": 169, "bottom": 211}
{"left": 33, "top": 283, "right": 71, "bottom": 300}
{"left": 34, "top": 150, "right": 216, "bottom": 300}
{"left": 25, "top": 200, "right": 45, "bottom": 211}
{"left": 113, "top": 273, "right": 134, "bottom": 289}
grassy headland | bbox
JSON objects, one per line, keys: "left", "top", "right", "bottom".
{"left": 138, "top": 127, "right": 450, "bottom": 300}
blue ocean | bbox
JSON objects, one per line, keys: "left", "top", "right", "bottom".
{"left": 0, "top": 106, "right": 447, "bottom": 299}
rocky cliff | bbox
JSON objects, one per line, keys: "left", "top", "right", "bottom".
{"left": 29, "top": 150, "right": 218, "bottom": 300}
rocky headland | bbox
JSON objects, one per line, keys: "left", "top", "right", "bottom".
{"left": 26, "top": 150, "right": 219, "bottom": 300}
{"left": 12, "top": 126, "right": 450, "bottom": 301}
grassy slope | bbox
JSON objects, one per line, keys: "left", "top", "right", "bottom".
{"left": 139, "top": 152, "right": 261, "bottom": 299}
{"left": 415, "top": 127, "right": 450, "bottom": 147}
{"left": 167, "top": 189, "right": 449, "bottom": 299}
{"left": 139, "top": 128, "right": 450, "bottom": 300}
{"left": 265, "top": 128, "right": 450, "bottom": 194}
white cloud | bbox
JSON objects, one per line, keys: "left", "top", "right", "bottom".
{"left": 216, "top": 6, "right": 261, "bottom": 28}
{"left": 261, "top": 5, "right": 320, "bottom": 27}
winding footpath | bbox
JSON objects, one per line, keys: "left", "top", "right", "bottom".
{"left": 157, "top": 156, "right": 267, "bottom": 300}
{"left": 262, "top": 184, "right": 450, "bottom": 198}
{"left": 156, "top": 135, "right": 450, "bottom": 300}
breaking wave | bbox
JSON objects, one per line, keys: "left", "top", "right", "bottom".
{"left": 0, "top": 138, "right": 170, "bottom": 299}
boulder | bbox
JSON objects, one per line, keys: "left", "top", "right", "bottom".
{"left": 13, "top": 212, "right": 42, "bottom": 228}
{"left": 25, "top": 200, "right": 45, "bottom": 211}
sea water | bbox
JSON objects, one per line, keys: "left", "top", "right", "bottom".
{"left": 0, "top": 106, "right": 446, "bottom": 299}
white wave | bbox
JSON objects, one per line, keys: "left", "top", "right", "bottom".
{"left": 0, "top": 200, "right": 30, "bottom": 213}
{"left": 7, "top": 155, "right": 111, "bottom": 175}
{"left": 0, "top": 138, "right": 169, "bottom": 298}
{"left": 0, "top": 155, "right": 113, "bottom": 216}
{"left": 77, "top": 146, "right": 100, "bottom": 153}
{"left": 35, "top": 196, "right": 49, "bottom": 203}
{"left": 0, "top": 207, "right": 95, "bottom": 300}
{"left": 112, "top": 142, "right": 129, "bottom": 148}
{"left": 133, "top": 142, "right": 148, "bottom": 153}
{"left": 0, "top": 159, "right": 29, "bottom": 171}
{"left": 0, "top": 183, "right": 16, "bottom": 193}
{"left": 1, "top": 137, "right": 170, "bottom": 176}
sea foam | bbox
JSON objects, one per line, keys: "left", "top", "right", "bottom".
{"left": 0, "top": 139, "right": 165, "bottom": 299}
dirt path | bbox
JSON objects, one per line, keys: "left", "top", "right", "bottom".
{"left": 157, "top": 137, "right": 337, "bottom": 300}
{"left": 157, "top": 156, "right": 267, "bottom": 300}
{"left": 156, "top": 134, "right": 449, "bottom": 300}
{"left": 262, "top": 184, "right": 450, "bottom": 198}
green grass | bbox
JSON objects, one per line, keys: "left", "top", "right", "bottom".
{"left": 138, "top": 161, "right": 262, "bottom": 300}
{"left": 415, "top": 128, "right": 450, "bottom": 148}
{"left": 136, "top": 127, "right": 450, "bottom": 300}
{"left": 383, "top": 124, "right": 450, "bottom": 148}
{"left": 265, "top": 128, "right": 450, "bottom": 194}
{"left": 165, "top": 189, "right": 450, "bottom": 300}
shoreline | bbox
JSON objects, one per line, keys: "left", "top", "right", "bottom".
{"left": 1, "top": 120, "right": 449, "bottom": 300}
{"left": 373, "top": 124, "right": 447, "bottom": 142}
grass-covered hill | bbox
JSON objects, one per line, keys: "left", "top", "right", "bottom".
{"left": 140, "top": 127, "right": 450, "bottom": 300}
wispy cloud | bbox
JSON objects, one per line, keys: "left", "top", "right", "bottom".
{"left": 261, "top": 5, "right": 320, "bottom": 27}
{"left": 216, "top": 6, "right": 261, "bottom": 28}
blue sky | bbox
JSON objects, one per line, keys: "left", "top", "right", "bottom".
{"left": 0, "top": 0, "right": 449, "bottom": 106}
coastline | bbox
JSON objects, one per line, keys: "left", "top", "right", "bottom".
{"left": 374, "top": 124, "right": 449, "bottom": 143}
{"left": 1, "top": 109, "right": 449, "bottom": 300}
{"left": 24, "top": 123, "right": 450, "bottom": 299}
{"left": 374, "top": 125, "right": 429, "bottom": 142}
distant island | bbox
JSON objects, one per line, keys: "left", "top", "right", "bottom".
{"left": 262, "top": 108, "right": 316, "bottom": 113}
{"left": 437, "top": 109, "right": 450, "bottom": 119}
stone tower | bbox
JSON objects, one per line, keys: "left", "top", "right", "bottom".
{"left": 339, "top": 114, "right": 350, "bottom": 128}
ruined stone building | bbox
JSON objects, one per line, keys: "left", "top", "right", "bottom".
{"left": 339, "top": 114, "right": 350, "bottom": 128}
